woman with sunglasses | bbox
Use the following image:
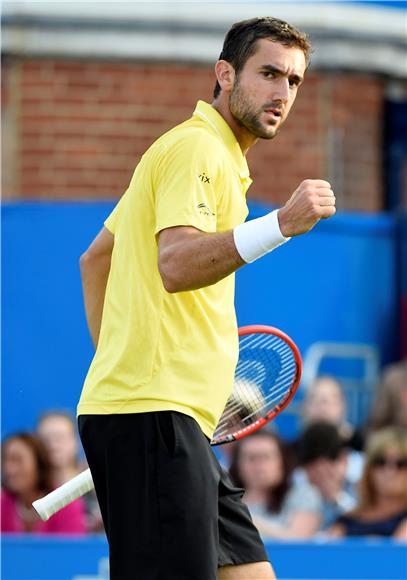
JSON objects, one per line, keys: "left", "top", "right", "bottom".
{"left": 328, "top": 427, "right": 407, "bottom": 540}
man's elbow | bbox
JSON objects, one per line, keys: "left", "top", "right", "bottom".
{"left": 158, "top": 256, "right": 183, "bottom": 294}
{"left": 162, "top": 279, "right": 179, "bottom": 294}
{"left": 79, "top": 250, "right": 95, "bottom": 276}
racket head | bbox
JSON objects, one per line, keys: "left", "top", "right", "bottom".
{"left": 211, "top": 325, "right": 302, "bottom": 446}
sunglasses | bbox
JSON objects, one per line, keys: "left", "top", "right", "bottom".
{"left": 371, "top": 456, "right": 407, "bottom": 470}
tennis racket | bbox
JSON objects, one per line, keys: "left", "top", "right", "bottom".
{"left": 33, "top": 324, "right": 301, "bottom": 521}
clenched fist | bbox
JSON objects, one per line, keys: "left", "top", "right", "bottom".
{"left": 278, "top": 179, "right": 336, "bottom": 238}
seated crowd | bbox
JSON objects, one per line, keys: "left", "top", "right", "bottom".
{"left": 1, "top": 411, "right": 103, "bottom": 534}
{"left": 2, "top": 361, "right": 406, "bottom": 539}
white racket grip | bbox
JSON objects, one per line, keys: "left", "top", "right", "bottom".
{"left": 32, "top": 468, "right": 94, "bottom": 521}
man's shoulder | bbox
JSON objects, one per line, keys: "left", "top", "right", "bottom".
{"left": 152, "top": 120, "right": 226, "bottom": 159}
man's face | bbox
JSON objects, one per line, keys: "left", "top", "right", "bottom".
{"left": 229, "top": 39, "right": 306, "bottom": 140}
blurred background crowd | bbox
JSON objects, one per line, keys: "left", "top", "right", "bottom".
{"left": 2, "top": 0, "right": 407, "bottom": 548}
{"left": 2, "top": 365, "right": 407, "bottom": 539}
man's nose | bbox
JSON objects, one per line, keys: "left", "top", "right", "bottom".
{"left": 272, "top": 78, "right": 290, "bottom": 103}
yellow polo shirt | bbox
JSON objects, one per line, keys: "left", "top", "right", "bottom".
{"left": 77, "top": 101, "right": 252, "bottom": 438}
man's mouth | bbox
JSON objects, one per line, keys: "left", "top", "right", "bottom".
{"left": 264, "top": 108, "right": 282, "bottom": 120}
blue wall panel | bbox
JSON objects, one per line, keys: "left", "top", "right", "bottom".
{"left": 2, "top": 536, "right": 407, "bottom": 580}
{"left": 1, "top": 202, "right": 399, "bottom": 438}
{"left": 2, "top": 203, "right": 112, "bottom": 436}
{"left": 236, "top": 204, "right": 398, "bottom": 360}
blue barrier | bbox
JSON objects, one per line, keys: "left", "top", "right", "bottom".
{"left": 1, "top": 535, "right": 406, "bottom": 580}
{"left": 1, "top": 202, "right": 400, "bottom": 437}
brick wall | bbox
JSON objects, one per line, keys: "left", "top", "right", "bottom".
{"left": 2, "top": 57, "right": 385, "bottom": 210}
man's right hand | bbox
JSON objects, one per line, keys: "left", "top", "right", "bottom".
{"left": 277, "top": 179, "right": 336, "bottom": 238}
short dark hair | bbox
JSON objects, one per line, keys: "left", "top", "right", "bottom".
{"left": 214, "top": 17, "right": 312, "bottom": 98}
{"left": 296, "top": 422, "right": 345, "bottom": 466}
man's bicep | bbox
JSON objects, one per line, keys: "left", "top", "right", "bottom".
{"left": 158, "top": 225, "right": 206, "bottom": 254}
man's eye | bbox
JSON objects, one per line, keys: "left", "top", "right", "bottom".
{"left": 262, "top": 71, "right": 275, "bottom": 79}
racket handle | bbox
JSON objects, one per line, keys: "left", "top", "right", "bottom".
{"left": 32, "top": 468, "right": 94, "bottom": 521}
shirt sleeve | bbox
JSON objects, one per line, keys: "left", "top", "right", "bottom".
{"left": 154, "top": 133, "right": 223, "bottom": 235}
{"left": 104, "top": 191, "right": 128, "bottom": 234}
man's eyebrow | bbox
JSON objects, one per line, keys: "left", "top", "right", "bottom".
{"left": 260, "top": 64, "right": 304, "bottom": 84}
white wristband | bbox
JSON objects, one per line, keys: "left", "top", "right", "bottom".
{"left": 233, "top": 210, "right": 290, "bottom": 264}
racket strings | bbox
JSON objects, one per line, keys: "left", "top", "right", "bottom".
{"left": 213, "top": 332, "right": 297, "bottom": 439}
{"left": 215, "top": 376, "right": 292, "bottom": 434}
{"left": 235, "top": 365, "right": 296, "bottom": 423}
{"left": 220, "top": 358, "right": 290, "bottom": 423}
{"left": 217, "top": 368, "right": 295, "bottom": 430}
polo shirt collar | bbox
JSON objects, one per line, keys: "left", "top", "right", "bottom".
{"left": 193, "top": 101, "right": 251, "bottom": 181}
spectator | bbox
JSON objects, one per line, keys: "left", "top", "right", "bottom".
{"left": 229, "top": 431, "right": 321, "bottom": 540}
{"left": 302, "top": 375, "right": 364, "bottom": 452}
{"left": 1, "top": 432, "right": 86, "bottom": 534}
{"left": 37, "top": 411, "right": 103, "bottom": 533}
{"left": 37, "top": 411, "right": 81, "bottom": 487}
{"left": 367, "top": 361, "right": 407, "bottom": 434}
{"left": 294, "top": 422, "right": 357, "bottom": 530}
{"left": 328, "top": 427, "right": 407, "bottom": 540}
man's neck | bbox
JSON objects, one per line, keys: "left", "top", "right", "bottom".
{"left": 211, "top": 99, "right": 258, "bottom": 156}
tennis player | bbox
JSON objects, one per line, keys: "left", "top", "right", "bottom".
{"left": 77, "top": 17, "right": 335, "bottom": 579}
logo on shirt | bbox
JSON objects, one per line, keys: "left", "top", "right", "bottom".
{"left": 197, "top": 202, "right": 215, "bottom": 217}
{"left": 198, "top": 172, "right": 211, "bottom": 184}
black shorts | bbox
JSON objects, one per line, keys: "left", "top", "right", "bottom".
{"left": 78, "top": 411, "right": 268, "bottom": 580}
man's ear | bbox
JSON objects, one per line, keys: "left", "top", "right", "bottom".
{"left": 214, "top": 60, "right": 236, "bottom": 94}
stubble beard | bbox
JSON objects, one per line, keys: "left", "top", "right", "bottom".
{"left": 229, "top": 79, "right": 280, "bottom": 141}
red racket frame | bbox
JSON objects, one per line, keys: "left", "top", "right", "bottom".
{"left": 211, "top": 324, "right": 302, "bottom": 446}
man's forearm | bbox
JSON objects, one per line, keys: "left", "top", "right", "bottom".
{"left": 80, "top": 252, "right": 111, "bottom": 347}
{"left": 79, "top": 227, "right": 114, "bottom": 347}
{"left": 158, "top": 229, "right": 245, "bottom": 293}
{"left": 158, "top": 179, "right": 336, "bottom": 294}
